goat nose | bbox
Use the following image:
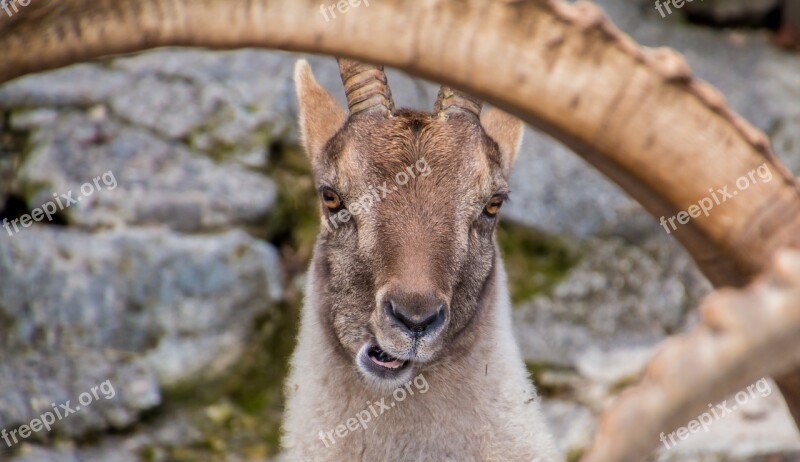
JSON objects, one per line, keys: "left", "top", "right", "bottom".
{"left": 386, "top": 294, "right": 446, "bottom": 335}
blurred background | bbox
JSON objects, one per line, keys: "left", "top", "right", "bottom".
{"left": 0, "top": 0, "right": 799, "bottom": 460}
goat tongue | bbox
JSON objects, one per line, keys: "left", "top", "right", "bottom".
{"left": 369, "top": 347, "right": 404, "bottom": 369}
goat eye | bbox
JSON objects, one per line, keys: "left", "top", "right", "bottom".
{"left": 483, "top": 195, "right": 505, "bottom": 217}
{"left": 321, "top": 188, "right": 343, "bottom": 211}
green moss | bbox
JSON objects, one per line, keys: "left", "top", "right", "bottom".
{"left": 0, "top": 306, "right": 14, "bottom": 338}
{"left": 608, "top": 373, "right": 640, "bottom": 395}
{"left": 525, "top": 361, "right": 576, "bottom": 398}
{"left": 224, "top": 300, "right": 300, "bottom": 446}
{"left": 146, "top": 140, "right": 315, "bottom": 461}
{"left": 187, "top": 121, "right": 273, "bottom": 164}
{"left": 257, "top": 141, "right": 320, "bottom": 272}
{"left": 1, "top": 110, "right": 33, "bottom": 196}
{"left": 497, "top": 221, "right": 578, "bottom": 303}
{"left": 150, "top": 298, "right": 300, "bottom": 461}
{"left": 566, "top": 447, "right": 585, "bottom": 462}
{"left": 525, "top": 361, "right": 549, "bottom": 389}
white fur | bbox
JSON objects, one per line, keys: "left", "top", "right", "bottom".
{"left": 281, "top": 257, "right": 558, "bottom": 461}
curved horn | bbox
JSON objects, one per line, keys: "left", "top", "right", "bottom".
{"left": 434, "top": 86, "right": 482, "bottom": 118}
{"left": 337, "top": 58, "right": 395, "bottom": 116}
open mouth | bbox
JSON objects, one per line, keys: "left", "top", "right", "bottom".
{"left": 357, "top": 341, "right": 413, "bottom": 385}
{"left": 367, "top": 345, "right": 407, "bottom": 370}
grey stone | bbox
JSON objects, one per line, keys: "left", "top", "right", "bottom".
{"left": 514, "top": 236, "right": 710, "bottom": 367}
{"left": 0, "top": 350, "right": 160, "bottom": 441}
{"left": 0, "top": 227, "right": 281, "bottom": 438}
{"left": 771, "top": 115, "right": 800, "bottom": 175}
{"left": 541, "top": 399, "right": 596, "bottom": 458}
{"left": 0, "top": 65, "right": 134, "bottom": 108}
{"left": 504, "top": 132, "right": 648, "bottom": 239}
{"left": 575, "top": 345, "right": 658, "bottom": 386}
{"left": 7, "top": 408, "right": 205, "bottom": 462}
{"left": 11, "top": 111, "right": 276, "bottom": 233}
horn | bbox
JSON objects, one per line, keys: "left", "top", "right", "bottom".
{"left": 337, "top": 58, "right": 395, "bottom": 116}
{"left": 434, "top": 86, "right": 482, "bottom": 118}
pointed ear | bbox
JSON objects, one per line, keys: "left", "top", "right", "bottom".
{"left": 294, "top": 60, "right": 347, "bottom": 163}
{"left": 481, "top": 107, "right": 524, "bottom": 177}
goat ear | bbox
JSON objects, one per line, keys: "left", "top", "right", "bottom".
{"left": 294, "top": 59, "right": 347, "bottom": 162}
{"left": 481, "top": 108, "right": 524, "bottom": 176}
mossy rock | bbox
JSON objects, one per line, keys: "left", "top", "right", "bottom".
{"left": 154, "top": 299, "right": 299, "bottom": 460}
{"left": 146, "top": 140, "right": 312, "bottom": 460}
{"left": 497, "top": 221, "right": 578, "bottom": 304}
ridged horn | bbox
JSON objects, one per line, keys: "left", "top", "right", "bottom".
{"left": 434, "top": 86, "right": 482, "bottom": 118}
{"left": 337, "top": 58, "right": 395, "bottom": 116}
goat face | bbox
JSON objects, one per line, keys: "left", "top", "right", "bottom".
{"left": 295, "top": 60, "right": 522, "bottom": 390}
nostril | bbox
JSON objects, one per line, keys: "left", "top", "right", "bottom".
{"left": 387, "top": 299, "right": 446, "bottom": 335}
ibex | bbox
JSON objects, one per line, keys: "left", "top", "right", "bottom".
{"left": 6, "top": 2, "right": 800, "bottom": 461}
{"left": 282, "top": 59, "right": 557, "bottom": 461}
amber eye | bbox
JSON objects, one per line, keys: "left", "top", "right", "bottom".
{"left": 483, "top": 195, "right": 506, "bottom": 217}
{"left": 321, "top": 188, "right": 343, "bottom": 212}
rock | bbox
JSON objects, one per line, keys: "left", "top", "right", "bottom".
{"left": 0, "top": 49, "right": 294, "bottom": 461}
{"left": 9, "top": 110, "right": 277, "bottom": 233}
{"left": 0, "top": 65, "right": 134, "bottom": 108}
{"left": 514, "top": 237, "right": 709, "bottom": 368}
{"left": 8, "top": 408, "right": 206, "bottom": 462}
{"left": 0, "top": 125, "right": 17, "bottom": 207}
{"left": 771, "top": 116, "right": 800, "bottom": 175}
{"left": 575, "top": 345, "right": 657, "bottom": 387}
{"left": 0, "top": 49, "right": 437, "bottom": 160}
{"left": 0, "top": 226, "right": 282, "bottom": 442}
{"left": 504, "top": 133, "right": 650, "bottom": 239}
{"left": 0, "top": 350, "right": 160, "bottom": 440}
{"left": 541, "top": 399, "right": 596, "bottom": 459}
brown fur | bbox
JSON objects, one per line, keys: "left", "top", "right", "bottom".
{"left": 314, "top": 109, "right": 506, "bottom": 372}
{"left": 282, "top": 60, "right": 557, "bottom": 461}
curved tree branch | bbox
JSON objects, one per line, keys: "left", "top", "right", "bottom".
{"left": 582, "top": 249, "right": 800, "bottom": 462}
